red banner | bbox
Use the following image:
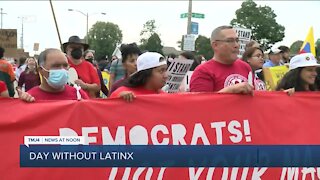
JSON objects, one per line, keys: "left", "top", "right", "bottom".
{"left": 1, "top": 92, "right": 320, "bottom": 180}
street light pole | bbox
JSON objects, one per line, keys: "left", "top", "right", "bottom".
{"left": 68, "top": 9, "right": 106, "bottom": 44}
{"left": 0, "top": 8, "right": 7, "bottom": 29}
{"left": 18, "top": 17, "right": 25, "bottom": 49}
{"left": 187, "top": 0, "right": 192, "bottom": 34}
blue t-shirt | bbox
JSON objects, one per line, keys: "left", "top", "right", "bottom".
{"left": 263, "top": 60, "right": 281, "bottom": 68}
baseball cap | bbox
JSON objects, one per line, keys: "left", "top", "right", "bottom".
{"left": 289, "top": 53, "right": 320, "bottom": 70}
{"left": 133, "top": 52, "right": 166, "bottom": 75}
{"left": 268, "top": 46, "right": 282, "bottom": 54}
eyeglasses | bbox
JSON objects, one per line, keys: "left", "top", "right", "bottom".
{"left": 215, "top": 38, "right": 240, "bottom": 44}
{"left": 251, "top": 55, "right": 264, "bottom": 59}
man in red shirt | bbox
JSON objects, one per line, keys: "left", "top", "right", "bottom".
{"left": 0, "top": 46, "right": 15, "bottom": 97}
{"left": 63, "top": 36, "right": 100, "bottom": 98}
{"left": 19, "top": 48, "right": 88, "bottom": 101}
{"left": 190, "top": 25, "right": 254, "bottom": 94}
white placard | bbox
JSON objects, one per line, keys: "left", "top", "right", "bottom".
{"left": 235, "top": 27, "right": 252, "bottom": 58}
{"left": 166, "top": 59, "right": 194, "bottom": 93}
{"left": 183, "top": 34, "right": 196, "bottom": 51}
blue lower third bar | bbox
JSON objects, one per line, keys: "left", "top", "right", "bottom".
{"left": 20, "top": 145, "right": 320, "bottom": 167}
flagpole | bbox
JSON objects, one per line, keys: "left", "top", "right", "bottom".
{"left": 49, "top": 0, "right": 62, "bottom": 51}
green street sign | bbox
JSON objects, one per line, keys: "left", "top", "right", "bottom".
{"left": 180, "top": 13, "right": 205, "bottom": 19}
{"left": 180, "top": 13, "right": 188, "bottom": 18}
{"left": 192, "top": 13, "right": 205, "bottom": 19}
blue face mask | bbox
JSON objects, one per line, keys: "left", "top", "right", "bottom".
{"left": 42, "top": 67, "right": 69, "bottom": 89}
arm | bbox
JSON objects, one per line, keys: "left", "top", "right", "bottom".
{"left": 17, "top": 89, "right": 35, "bottom": 102}
{"left": 75, "top": 65, "right": 101, "bottom": 98}
{"left": 0, "top": 81, "right": 9, "bottom": 97}
{"left": 217, "top": 82, "right": 253, "bottom": 95}
{"left": 109, "top": 87, "right": 135, "bottom": 102}
{"left": 7, "top": 63, "right": 16, "bottom": 82}
{"left": 0, "top": 89, "right": 9, "bottom": 97}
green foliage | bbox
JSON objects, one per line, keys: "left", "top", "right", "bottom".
{"left": 231, "top": 0, "right": 285, "bottom": 50}
{"left": 195, "top": 35, "right": 213, "bottom": 60}
{"left": 289, "top": 40, "right": 303, "bottom": 55}
{"left": 87, "top": 21, "right": 122, "bottom": 60}
{"left": 139, "top": 20, "right": 163, "bottom": 54}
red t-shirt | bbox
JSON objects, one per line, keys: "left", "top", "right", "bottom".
{"left": 27, "top": 85, "right": 89, "bottom": 100}
{"left": 110, "top": 86, "right": 165, "bottom": 98}
{"left": 190, "top": 59, "right": 252, "bottom": 92}
{"left": 68, "top": 59, "right": 100, "bottom": 96}
{"left": 0, "top": 81, "right": 7, "bottom": 93}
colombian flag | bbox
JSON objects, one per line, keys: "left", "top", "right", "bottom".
{"left": 299, "top": 27, "right": 316, "bottom": 56}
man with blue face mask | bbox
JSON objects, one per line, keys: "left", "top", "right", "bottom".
{"left": 18, "top": 48, "right": 89, "bottom": 101}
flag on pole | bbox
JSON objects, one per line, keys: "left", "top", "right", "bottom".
{"left": 299, "top": 27, "right": 316, "bottom": 56}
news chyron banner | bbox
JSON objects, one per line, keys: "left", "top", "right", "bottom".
{"left": 1, "top": 92, "right": 320, "bottom": 179}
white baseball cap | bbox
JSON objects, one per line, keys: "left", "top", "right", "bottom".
{"left": 267, "top": 45, "right": 282, "bottom": 54}
{"left": 289, "top": 53, "right": 320, "bottom": 70}
{"left": 135, "top": 52, "right": 166, "bottom": 73}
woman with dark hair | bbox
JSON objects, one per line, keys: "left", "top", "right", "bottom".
{"left": 276, "top": 53, "right": 320, "bottom": 93}
{"left": 242, "top": 47, "right": 266, "bottom": 90}
{"left": 109, "top": 43, "right": 141, "bottom": 94}
{"left": 17, "top": 57, "right": 41, "bottom": 92}
{"left": 110, "top": 52, "right": 167, "bottom": 102}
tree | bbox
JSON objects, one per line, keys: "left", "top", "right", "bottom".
{"left": 140, "top": 20, "right": 156, "bottom": 45}
{"left": 87, "top": 21, "right": 122, "bottom": 60}
{"left": 289, "top": 40, "right": 303, "bottom": 55}
{"left": 139, "top": 20, "right": 163, "bottom": 54}
{"left": 231, "top": 0, "right": 285, "bottom": 50}
{"left": 144, "top": 33, "right": 163, "bottom": 54}
{"left": 195, "top": 35, "right": 213, "bottom": 60}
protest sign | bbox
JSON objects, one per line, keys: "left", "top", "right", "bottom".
{"left": 0, "top": 29, "right": 17, "bottom": 58}
{"left": 235, "top": 27, "right": 252, "bottom": 58}
{"left": 165, "top": 59, "right": 194, "bottom": 93}
{"left": 263, "top": 65, "right": 289, "bottom": 90}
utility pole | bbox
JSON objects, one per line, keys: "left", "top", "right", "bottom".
{"left": 86, "top": 12, "right": 88, "bottom": 44}
{"left": 68, "top": 9, "right": 106, "bottom": 44}
{"left": 0, "top": 8, "right": 7, "bottom": 29}
{"left": 18, "top": 17, "right": 25, "bottom": 49}
{"left": 187, "top": 0, "right": 192, "bottom": 34}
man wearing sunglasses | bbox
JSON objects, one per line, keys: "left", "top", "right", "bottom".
{"left": 190, "top": 25, "right": 253, "bottom": 94}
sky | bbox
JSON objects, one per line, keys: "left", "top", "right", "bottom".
{"left": 1, "top": 0, "right": 319, "bottom": 55}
